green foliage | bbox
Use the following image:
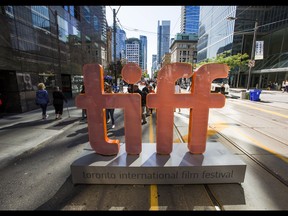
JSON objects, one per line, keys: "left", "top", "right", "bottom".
{"left": 106, "top": 61, "right": 123, "bottom": 79}
{"left": 196, "top": 51, "right": 249, "bottom": 72}
{"left": 153, "top": 70, "right": 159, "bottom": 79}
{"left": 142, "top": 71, "right": 149, "bottom": 78}
{"left": 245, "top": 92, "right": 250, "bottom": 99}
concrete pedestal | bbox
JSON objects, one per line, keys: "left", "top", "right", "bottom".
{"left": 71, "top": 142, "right": 246, "bottom": 184}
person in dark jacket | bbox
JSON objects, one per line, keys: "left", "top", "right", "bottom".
{"left": 36, "top": 83, "right": 50, "bottom": 119}
{"left": 142, "top": 82, "right": 150, "bottom": 116}
{"left": 80, "top": 85, "right": 87, "bottom": 120}
{"left": 52, "top": 86, "right": 67, "bottom": 120}
{"left": 133, "top": 84, "right": 147, "bottom": 125}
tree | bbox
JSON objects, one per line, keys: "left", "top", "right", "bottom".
{"left": 153, "top": 70, "right": 159, "bottom": 79}
{"left": 142, "top": 71, "right": 149, "bottom": 79}
{"left": 196, "top": 51, "right": 249, "bottom": 72}
{"left": 196, "top": 51, "right": 250, "bottom": 87}
{"left": 106, "top": 60, "right": 123, "bottom": 84}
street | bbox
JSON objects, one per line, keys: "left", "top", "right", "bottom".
{"left": 0, "top": 91, "right": 288, "bottom": 210}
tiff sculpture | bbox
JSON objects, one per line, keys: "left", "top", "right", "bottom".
{"left": 75, "top": 62, "right": 229, "bottom": 155}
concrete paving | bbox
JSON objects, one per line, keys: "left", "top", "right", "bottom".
{"left": 0, "top": 99, "right": 82, "bottom": 169}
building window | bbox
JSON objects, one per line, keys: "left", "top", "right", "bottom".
{"left": 93, "top": 15, "right": 99, "bottom": 31}
{"left": 38, "top": 72, "right": 56, "bottom": 89}
{"left": 58, "top": 16, "right": 69, "bottom": 42}
{"left": 5, "top": 5, "right": 14, "bottom": 17}
{"left": 69, "top": 6, "right": 75, "bottom": 17}
{"left": 83, "top": 6, "right": 90, "bottom": 23}
{"left": 31, "top": 6, "right": 50, "bottom": 31}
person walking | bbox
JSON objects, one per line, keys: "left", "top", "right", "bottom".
{"left": 52, "top": 86, "right": 67, "bottom": 120}
{"left": 104, "top": 82, "right": 115, "bottom": 129}
{"left": 133, "top": 84, "right": 147, "bottom": 125}
{"left": 80, "top": 85, "right": 87, "bottom": 120}
{"left": 35, "top": 83, "right": 50, "bottom": 119}
{"left": 174, "top": 80, "right": 181, "bottom": 112}
{"left": 148, "top": 85, "right": 155, "bottom": 115}
{"left": 142, "top": 82, "right": 150, "bottom": 117}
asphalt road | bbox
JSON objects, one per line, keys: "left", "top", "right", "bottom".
{"left": 0, "top": 89, "right": 288, "bottom": 210}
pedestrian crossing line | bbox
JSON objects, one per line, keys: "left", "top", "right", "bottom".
{"left": 148, "top": 115, "right": 159, "bottom": 210}
{"left": 150, "top": 184, "right": 159, "bottom": 211}
{"left": 149, "top": 115, "right": 154, "bottom": 143}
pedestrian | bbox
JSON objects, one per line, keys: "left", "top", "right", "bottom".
{"left": 104, "top": 82, "right": 115, "bottom": 129}
{"left": 285, "top": 80, "right": 288, "bottom": 93}
{"left": 52, "top": 86, "right": 67, "bottom": 120}
{"left": 80, "top": 85, "right": 87, "bottom": 119}
{"left": 133, "top": 84, "right": 147, "bottom": 125}
{"left": 127, "top": 84, "right": 134, "bottom": 93}
{"left": 175, "top": 80, "right": 181, "bottom": 112}
{"left": 142, "top": 82, "right": 150, "bottom": 116}
{"left": 35, "top": 82, "right": 50, "bottom": 119}
{"left": 148, "top": 85, "right": 155, "bottom": 115}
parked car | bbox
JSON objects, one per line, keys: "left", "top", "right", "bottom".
{"left": 211, "top": 78, "right": 230, "bottom": 95}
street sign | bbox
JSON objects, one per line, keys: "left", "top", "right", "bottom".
{"left": 255, "top": 41, "right": 264, "bottom": 60}
{"left": 248, "top": 60, "right": 255, "bottom": 67}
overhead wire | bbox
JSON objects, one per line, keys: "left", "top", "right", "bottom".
{"left": 109, "top": 6, "right": 181, "bottom": 37}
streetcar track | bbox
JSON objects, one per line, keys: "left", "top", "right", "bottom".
{"left": 215, "top": 128, "right": 288, "bottom": 188}
{"left": 213, "top": 109, "right": 288, "bottom": 147}
{"left": 210, "top": 101, "right": 288, "bottom": 186}
{"left": 173, "top": 121, "right": 221, "bottom": 211}
{"left": 217, "top": 101, "right": 288, "bottom": 147}
{"left": 228, "top": 99, "right": 288, "bottom": 119}
{"left": 173, "top": 101, "right": 288, "bottom": 209}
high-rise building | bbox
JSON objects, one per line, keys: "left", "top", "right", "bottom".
{"left": 125, "top": 36, "right": 148, "bottom": 74}
{"left": 111, "top": 25, "right": 126, "bottom": 62}
{"left": 180, "top": 6, "right": 200, "bottom": 35}
{"left": 170, "top": 33, "right": 198, "bottom": 66}
{"left": 139, "top": 35, "right": 147, "bottom": 73}
{"left": 157, "top": 20, "right": 170, "bottom": 69}
{"left": 151, "top": 54, "right": 157, "bottom": 78}
{"left": 125, "top": 38, "right": 140, "bottom": 66}
{"left": 0, "top": 5, "right": 107, "bottom": 113}
{"left": 197, "top": 6, "right": 288, "bottom": 89}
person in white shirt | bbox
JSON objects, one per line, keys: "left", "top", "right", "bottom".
{"left": 285, "top": 80, "right": 288, "bottom": 93}
{"left": 174, "top": 80, "right": 181, "bottom": 112}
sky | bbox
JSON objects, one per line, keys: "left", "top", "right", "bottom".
{"left": 106, "top": 6, "right": 182, "bottom": 77}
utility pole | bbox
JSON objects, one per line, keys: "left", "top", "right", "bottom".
{"left": 54, "top": 10, "right": 62, "bottom": 87}
{"left": 113, "top": 9, "right": 117, "bottom": 86}
{"left": 226, "top": 16, "right": 258, "bottom": 90}
{"left": 236, "top": 34, "right": 244, "bottom": 88}
{"left": 48, "top": 7, "right": 62, "bottom": 88}
{"left": 246, "top": 20, "right": 258, "bottom": 90}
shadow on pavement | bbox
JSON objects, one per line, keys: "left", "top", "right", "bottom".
{"left": 0, "top": 119, "right": 55, "bottom": 130}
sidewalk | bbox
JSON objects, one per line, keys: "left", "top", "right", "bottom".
{"left": 0, "top": 99, "right": 82, "bottom": 170}
{"left": 229, "top": 88, "right": 288, "bottom": 109}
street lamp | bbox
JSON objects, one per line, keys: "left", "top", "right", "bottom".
{"left": 113, "top": 7, "right": 121, "bottom": 87}
{"left": 45, "top": 7, "right": 61, "bottom": 87}
{"left": 227, "top": 16, "right": 258, "bottom": 90}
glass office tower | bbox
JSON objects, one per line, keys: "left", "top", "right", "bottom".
{"left": 0, "top": 6, "right": 107, "bottom": 113}
{"left": 198, "top": 5, "right": 288, "bottom": 89}
{"left": 181, "top": 6, "right": 200, "bottom": 35}
{"left": 157, "top": 20, "right": 170, "bottom": 69}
